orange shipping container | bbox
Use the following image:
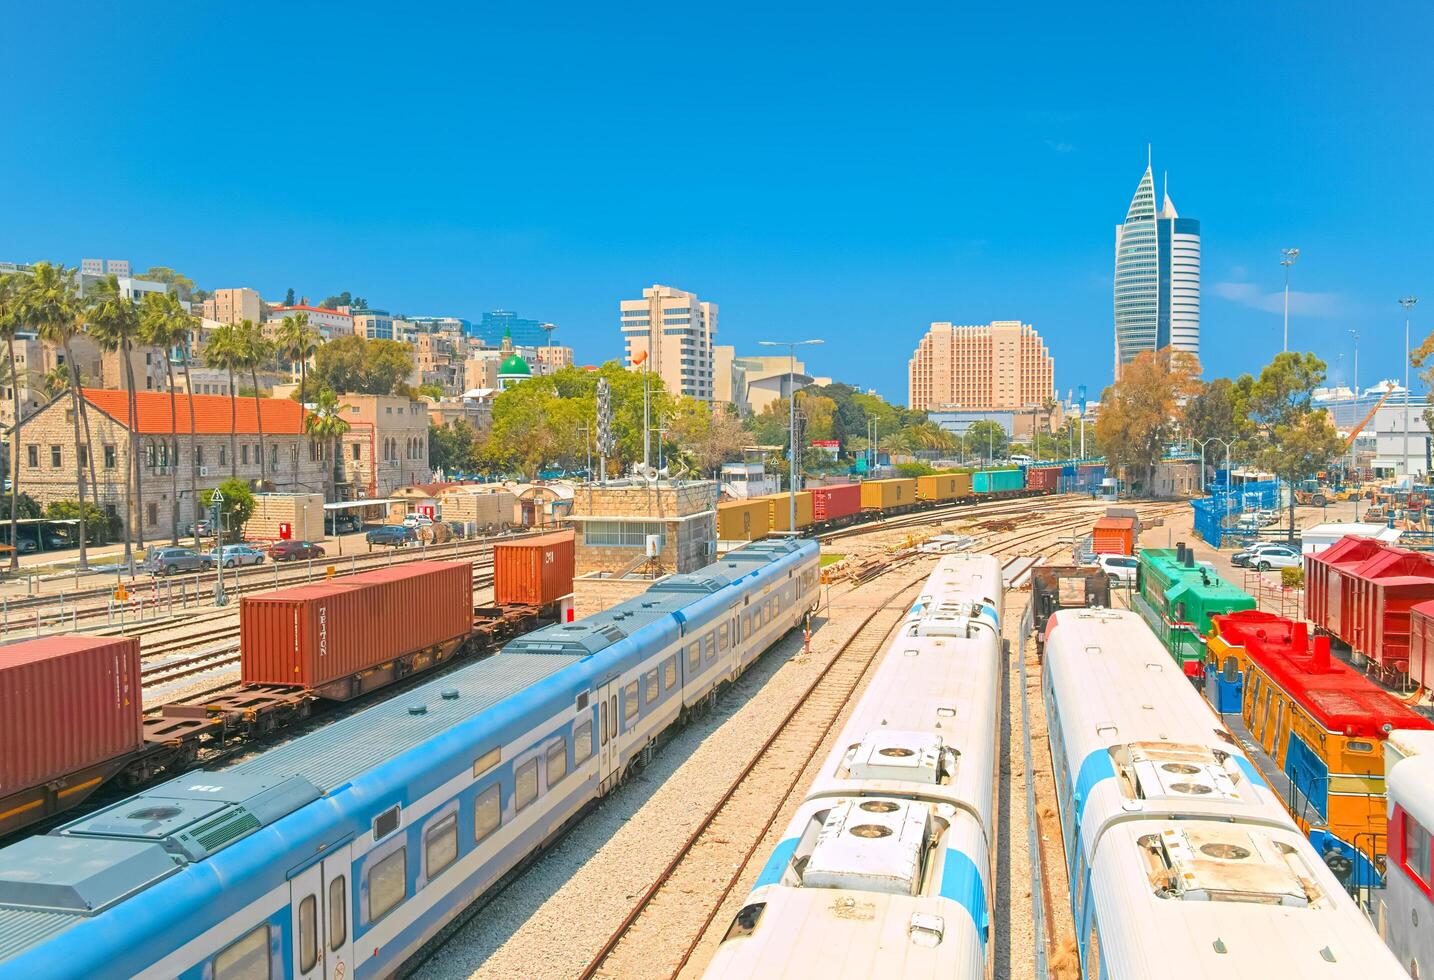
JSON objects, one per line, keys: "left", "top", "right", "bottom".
{"left": 494, "top": 531, "right": 575, "bottom": 606}
{"left": 917, "top": 474, "right": 964, "bottom": 502}
{"left": 763, "top": 491, "right": 813, "bottom": 531}
{"left": 241, "top": 561, "right": 473, "bottom": 698}
{"left": 719, "top": 499, "right": 769, "bottom": 541}
{"left": 860, "top": 478, "right": 917, "bottom": 510}
{"left": 1091, "top": 517, "right": 1136, "bottom": 556}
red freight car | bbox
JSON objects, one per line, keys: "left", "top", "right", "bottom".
{"left": 810, "top": 483, "right": 861, "bottom": 522}
{"left": 0, "top": 636, "right": 143, "bottom": 835}
{"left": 240, "top": 560, "right": 474, "bottom": 699}
{"left": 493, "top": 530, "right": 575, "bottom": 607}
{"left": 1026, "top": 467, "right": 1059, "bottom": 493}
{"left": 1305, "top": 535, "right": 1391, "bottom": 647}
{"left": 1410, "top": 600, "right": 1434, "bottom": 694}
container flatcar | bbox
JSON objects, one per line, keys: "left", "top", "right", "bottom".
{"left": 859, "top": 477, "right": 917, "bottom": 511}
{"left": 759, "top": 490, "right": 813, "bottom": 532}
{"left": 916, "top": 472, "right": 963, "bottom": 502}
{"left": 1134, "top": 542, "right": 1255, "bottom": 675}
{"left": 493, "top": 530, "right": 575, "bottom": 607}
{"left": 1025, "top": 466, "right": 1059, "bottom": 493}
{"left": 972, "top": 467, "right": 1024, "bottom": 495}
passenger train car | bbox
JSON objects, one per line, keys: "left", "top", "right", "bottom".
{"left": 1377, "top": 728, "right": 1434, "bottom": 977}
{"left": 0, "top": 538, "right": 821, "bottom": 979}
{"left": 704, "top": 552, "right": 1004, "bottom": 979}
{"left": 1043, "top": 608, "right": 1407, "bottom": 979}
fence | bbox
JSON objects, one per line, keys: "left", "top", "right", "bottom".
{"left": 1192, "top": 479, "right": 1286, "bottom": 547}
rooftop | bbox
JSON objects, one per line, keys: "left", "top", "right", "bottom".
{"left": 59, "top": 389, "right": 307, "bottom": 436}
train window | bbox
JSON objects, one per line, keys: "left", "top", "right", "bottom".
{"left": 547, "top": 739, "right": 568, "bottom": 787}
{"left": 516, "top": 759, "right": 540, "bottom": 811}
{"left": 372, "top": 804, "right": 401, "bottom": 842}
{"left": 213, "top": 923, "right": 270, "bottom": 980}
{"left": 1347, "top": 740, "right": 1374, "bottom": 753}
{"left": 328, "top": 876, "right": 347, "bottom": 951}
{"left": 599, "top": 701, "right": 608, "bottom": 746}
{"left": 664, "top": 657, "right": 677, "bottom": 690}
{"left": 425, "top": 813, "right": 459, "bottom": 878}
{"left": 299, "top": 896, "right": 317, "bottom": 972}
{"left": 1407, "top": 815, "right": 1431, "bottom": 884}
{"left": 718, "top": 623, "right": 730, "bottom": 649}
{"left": 704, "top": 633, "right": 716, "bottom": 661}
{"left": 575, "top": 722, "right": 593, "bottom": 765}
{"left": 473, "top": 747, "right": 501, "bottom": 778}
{"left": 368, "top": 848, "right": 407, "bottom": 922}
{"left": 645, "top": 669, "right": 658, "bottom": 704}
{"left": 475, "top": 784, "right": 502, "bottom": 842}
{"left": 687, "top": 642, "right": 700, "bottom": 671}
{"left": 624, "top": 683, "right": 637, "bottom": 723}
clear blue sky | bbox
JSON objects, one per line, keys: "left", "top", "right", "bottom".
{"left": 2, "top": 2, "right": 1431, "bottom": 404}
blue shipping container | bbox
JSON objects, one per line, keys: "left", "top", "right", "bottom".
{"left": 973, "top": 468, "right": 1025, "bottom": 494}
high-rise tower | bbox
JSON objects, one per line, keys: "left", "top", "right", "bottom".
{"left": 1114, "top": 156, "right": 1200, "bottom": 377}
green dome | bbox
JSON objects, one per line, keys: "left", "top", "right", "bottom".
{"left": 499, "top": 354, "right": 531, "bottom": 376}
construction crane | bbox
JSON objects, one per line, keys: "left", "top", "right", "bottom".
{"left": 1345, "top": 386, "right": 1394, "bottom": 451}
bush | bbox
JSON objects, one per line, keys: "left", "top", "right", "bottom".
{"left": 1281, "top": 566, "right": 1304, "bottom": 589}
{"left": 42, "top": 499, "right": 122, "bottom": 545}
{"left": 895, "top": 461, "right": 935, "bottom": 477}
{"left": 200, "top": 479, "right": 256, "bottom": 542}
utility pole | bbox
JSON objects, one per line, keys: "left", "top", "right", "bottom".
{"left": 595, "top": 377, "right": 613, "bottom": 484}
{"left": 1348, "top": 329, "right": 1359, "bottom": 480}
{"left": 759, "top": 338, "right": 823, "bottom": 533}
{"left": 1280, "top": 248, "right": 1300, "bottom": 353}
{"left": 1402, "top": 296, "right": 1419, "bottom": 480}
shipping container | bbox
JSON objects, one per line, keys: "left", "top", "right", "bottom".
{"left": 760, "top": 491, "right": 813, "bottom": 532}
{"left": 438, "top": 488, "right": 517, "bottom": 531}
{"left": 241, "top": 560, "right": 474, "bottom": 699}
{"left": 973, "top": 468, "right": 1025, "bottom": 494}
{"left": 916, "top": 474, "right": 963, "bottom": 502}
{"left": 1091, "top": 516, "right": 1137, "bottom": 556}
{"left": 493, "top": 530, "right": 575, "bottom": 606}
{"left": 860, "top": 478, "right": 917, "bottom": 510}
{"left": 810, "top": 483, "right": 861, "bottom": 522}
{"left": 0, "top": 636, "right": 143, "bottom": 835}
{"left": 1025, "top": 467, "right": 1060, "bottom": 493}
{"left": 718, "top": 499, "right": 769, "bottom": 541}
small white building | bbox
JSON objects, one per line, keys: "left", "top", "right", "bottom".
{"left": 1299, "top": 522, "right": 1402, "bottom": 554}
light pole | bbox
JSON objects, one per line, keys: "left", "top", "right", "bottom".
{"left": 1280, "top": 248, "right": 1299, "bottom": 353}
{"left": 1401, "top": 297, "right": 1419, "bottom": 480}
{"left": 1349, "top": 328, "right": 1359, "bottom": 481}
{"left": 759, "top": 339, "right": 823, "bottom": 534}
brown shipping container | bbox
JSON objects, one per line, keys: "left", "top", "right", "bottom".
{"left": 860, "top": 478, "right": 917, "bottom": 510}
{"left": 764, "top": 491, "right": 813, "bottom": 532}
{"left": 0, "top": 636, "right": 142, "bottom": 796}
{"left": 718, "top": 499, "right": 769, "bottom": 541}
{"left": 241, "top": 561, "right": 473, "bottom": 694}
{"left": 1026, "top": 467, "right": 1060, "bottom": 492}
{"left": 494, "top": 531, "right": 575, "bottom": 606}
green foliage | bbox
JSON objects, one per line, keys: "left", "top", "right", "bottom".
{"left": 310, "top": 335, "right": 414, "bottom": 396}
{"left": 962, "top": 420, "right": 1010, "bottom": 461}
{"left": 200, "top": 479, "right": 256, "bottom": 541}
{"left": 416, "top": 382, "right": 446, "bottom": 400}
{"left": 284, "top": 287, "right": 296, "bottom": 306}
{"left": 319, "top": 292, "right": 353, "bottom": 310}
{"left": 135, "top": 267, "right": 197, "bottom": 301}
{"left": 429, "top": 420, "right": 481, "bottom": 475}
{"left": 1281, "top": 566, "right": 1305, "bottom": 589}
{"left": 668, "top": 399, "right": 748, "bottom": 475}
{"left": 895, "top": 461, "right": 935, "bottom": 477}
{"left": 43, "top": 500, "right": 120, "bottom": 544}
{"left": 1096, "top": 349, "right": 1202, "bottom": 494}
{"left": 11, "top": 493, "right": 42, "bottom": 519}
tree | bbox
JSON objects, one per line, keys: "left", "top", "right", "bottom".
{"left": 319, "top": 291, "right": 352, "bottom": 310}
{"left": 135, "top": 267, "right": 197, "bottom": 302}
{"left": 962, "top": 420, "right": 1009, "bottom": 462}
{"left": 668, "top": 399, "right": 747, "bottom": 475}
{"left": 310, "top": 335, "right": 414, "bottom": 396}
{"left": 428, "top": 419, "right": 480, "bottom": 476}
{"left": 1244, "top": 352, "right": 1344, "bottom": 539}
{"left": 415, "top": 382, "right": 445, "bottom": 400}
{"left": 21, "top": 263, "right": 93, "bottom": 567}
{"left": 204, "top": 322, "right": 244, "bottom": 478}
{"left": 1408, "top": 330, "right": 1434, "bottom": 436}
{"left": 1095, "top": 349, "right": 1201, "bottom": 495}
{"left": 0, "top": 273, "right": 25, "bottom": 569}
{"left": 44, "top": 499, "right": 119, "bottom": 546}
{"left": 10, "top": 493, "right": 41, "bottom": 519}
{"left": 275, "top": 313, "right": 319, "bottom": 408}
{"left": 235, "top": 320, "right": 273, "bottom": 486}
{"left": 41, "top": 364, "right": 72, "bottom": 397}
{"left": 201, "top": 479, "right": 256, "bottom": 543}
{"left": 86, "top": 274, "right": 147, "bottom": 559}
{"left": 140, "top": 291, "right": 196, "bottom": 544}
{"left": 304, "top": 388, "right": 351, "bottom": 499}
{"left": 284, "top": 287, "right": 296, "bottom": 306}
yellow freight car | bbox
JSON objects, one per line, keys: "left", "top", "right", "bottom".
{"left": 717, "top": 499, "right": 769, "bottom": 541}
{"left": 916, "top": 473, "right": 972, "bottom": 502}
{"left": 760, "top": 491, "right": 813, "bottom": 532}
{"left": 859, "top": 478, "right": 918, "bottom": 511}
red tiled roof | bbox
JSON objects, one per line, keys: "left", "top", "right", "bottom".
{"left": 81, "top": 388, "right": 307, "bottom": 436}
{"left": 270, "top": 305, "right": 354, "bottom": 319}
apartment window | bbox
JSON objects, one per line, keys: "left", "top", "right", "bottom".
{"left": 353, "top": 444, "right": 361, "bottom": 460}
{"left": 195, "top": 446, "right": 204, "bottom": 466}
{"left": 219, "top": 447, "right": 227, "bottom": 467}
{"left": 26, "top": 445, "right": 37, "bottom": 468}
{"left": 50, "top": 445, "right": 61, "bottom": 468}
{"left": 147, "top": 503, "right": 158, "bottom": 527}
{"left": 241, "top": 445, "right": 249, "bottom": 465}
{"left": 103, "top": 445, "right": 116, "bottom": 469}
{"left": 582, "top": 521, "right": 665, "bottom": 548}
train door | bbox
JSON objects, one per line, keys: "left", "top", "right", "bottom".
{"left": 289, "top": 849, "right": 354, "bottom": 980}
{"left": 596, "top": 680, "right": 620, "bottom": 792}
{"left": 728, "top": 604, "right": 742, "bottom": 679}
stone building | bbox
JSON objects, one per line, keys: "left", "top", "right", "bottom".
{"left": 332, "top": 394, "right": 433, "bottom": 500}
{"left": 12, "top": 388, "right": 325, "bottom": 539}
{"left": 567, "top": 480, "right": 717, "bottom": 576}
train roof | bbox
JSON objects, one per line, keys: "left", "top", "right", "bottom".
{"left": 1141, "top": 549, "right": 1252, "bottom": 602}
{"left": 1214, "top": 610, "right": 1434, "bottom": 738}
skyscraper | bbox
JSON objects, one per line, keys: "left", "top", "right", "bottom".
{"left": 908, "top": 320, "right": 1055, "bottom": 412}
{"left": 620, "top": 284, "right": 717, "bottom": 401}
{"left": 1113, "top": 157, "right": 1200, "bottom": 377}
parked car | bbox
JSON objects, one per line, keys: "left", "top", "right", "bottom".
{"left": 268, "top": 540, "right": 325, "bottom": 562}
{"left": 144, "top": 547, "right": 208, "bottom": 576}
{"left": 402, "top": 513, "right": 435, "bottom": 529}
{"left": 367, "top": 525, "right": 417, "bottom": 548}
{"left": 179, "top": 519, "right": 214, "bottom": 537}
{"left": 1094, "top": 553, "right": 1139, "bottom": 586}
{"left": 1235, "top": 542, "right": 1302, "bottom": 571}
{"left": 204, "top": 544, "right": 266, "bottom": 569}
{"left": 1256, "top": 509, "right": 1282, "bottom": 526}
{"left": 1231, "top": 541, "right": 1294, "bottom": 567}
{"left": 331, "top": 514, "right": 362, "bottom": 534}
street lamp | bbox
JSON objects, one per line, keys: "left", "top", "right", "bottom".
{"left": 1348, "top": 328, "right": 1360, "bottom": 480}
{"left": 1401, "top": 296, "right": 1419, "bottom": 480}
{"left": 1280, "top": 248, "right": 1299, "bottom": 353}
{"left": 758, "top": 339, "right": 823, "bottom": 534}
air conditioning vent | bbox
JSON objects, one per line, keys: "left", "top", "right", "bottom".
{"left": 804, "top": 798, "right": 930, "bottom": 895}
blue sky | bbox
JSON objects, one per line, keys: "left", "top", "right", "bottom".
{"left": 2, "top": 1, "right": 1431, "bottom": 404}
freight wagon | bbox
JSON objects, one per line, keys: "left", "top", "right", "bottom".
{"left": 972, "top": 467, "right": 1023, "bottom": 495}
{"left": 916, "top": 472, "right": 968, "bottom": 502}
{"left": 759, "top": 490, "right": 814, "bottom": 533}
{"left": 1024, "top": 466, "right": 1059, "bottom": 493}
{"left": 1305, "top": 536, "right": 1434, "bottom": 678}
{"left": 717, "top": 498, "right": 769, "bottom": 541}
{"left": 809, "top": 483, "right": 861, "bottom": 524}
{"left": 859, "top": 477, "right": 917, "bottom": 511}
{"left": 1134, "top": 542, "right": 1255, "bottom": 675}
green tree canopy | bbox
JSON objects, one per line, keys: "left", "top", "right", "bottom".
{"left": 200, "top": 479, "right": 256, "bottom": 542}
{"left": 310, "top": 335, "right": 416, "bottom": 396}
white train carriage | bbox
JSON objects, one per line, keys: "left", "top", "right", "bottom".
{"left": 705, "top": 553, "right": 1004, "bottom": 979}
{"left": 1377, "top": 728, "right": 1434, "bottom": 977}
{"left": 1044, "top": 608, "right": 1407, "bottom": 979}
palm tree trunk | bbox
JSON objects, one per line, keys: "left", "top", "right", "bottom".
{"left": 252, "top": 366, "right": 267, "bottom": 487}
{"left": 228, "top": 367, "right": 238, "bottom": 479}
{"left": 180, "top": 339, "right": 199, "bottom": 544}
{"left": 6, "top": 335, "right": 21, "bottom": 571}
{"left": 165, "top": 357, "right": 179, "bottom": 545}
{"left": 63, "top": 342, "right": 89, "bottom": 569}
{"left": 120, "top": 337, "right": 141, "bottom": 558}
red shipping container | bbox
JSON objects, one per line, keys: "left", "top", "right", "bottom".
{"left": 810, "top": 483, "right": 861, "bottom": 522}
{"left": 1026, "top": 467, "right": 1059, "bottom": 492}
{"left": 1091, "top": 517, "right": 1136, "bottom": 556}
{"left": 241, "top": 561, "right": 473, "bottom": 698}
{"left": 0, "top": 636, "right": 142, "bottom": 820}
{"left": 1410, "top": 600, "right": 1434, "bottom": 694}
{"left": 493, "top": 531, "right": 575, "bottom": 607}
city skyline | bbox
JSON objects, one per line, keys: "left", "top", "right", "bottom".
{"left": 1, "top": 3, "right": 1431, "bottom": 404}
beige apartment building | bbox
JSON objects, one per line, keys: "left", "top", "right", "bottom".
{"left": 620, "top": 284, "right": 717, "bottom": 401}
{"left": 908, "top": 320, "right": 1055, "bottom": 412}
{"left": 333, "top": 394, "right": 432, "bottom": 499}
{"left": 201, "top": 288, "right": 263, "bottom": 325}
{"left": 537, "top": 345, "right": 574, "bottom": 372}
{"left": 712, "top": 347, "right": 831, "bottom": 414}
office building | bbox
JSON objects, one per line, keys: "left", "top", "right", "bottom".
{"left": 200, "top": 288, "right": 262, "bottom": 325}
{"left": 1114, "top": 158, "right": 1201, "bottom": 377}
{"left": 476, "top": 311, "right": 553, "bottom": 348}
{"left": 712, "top": 347, "right": 831, "bottom": 414}
{"left": 620, "top": 284, "right": 717, "bottom": 401}
{"left": 907, "top": 320, "right": 1055, "bottom": 412}
{"left": 352, "top": 309, "right": 395, "bottom": 341}
{"left": 536, "top": 346, "right": 574, "bottom": 372}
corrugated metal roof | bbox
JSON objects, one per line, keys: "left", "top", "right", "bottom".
{"left": 81, "top": 388, "right": 306, "bottom": 435}
{"left": 228, "top": 654, "right": 580, "bottom": 790}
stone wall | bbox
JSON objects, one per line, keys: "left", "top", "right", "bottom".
{"left": 573, "top": 572, "right": 669, "bottom": 619}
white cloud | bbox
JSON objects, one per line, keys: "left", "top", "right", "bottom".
{"left": 1044, "top": 139, "right": 1076, "bottom": 153}
{"left": 1211, "top": 280, "right": 1348, "bottom": 318}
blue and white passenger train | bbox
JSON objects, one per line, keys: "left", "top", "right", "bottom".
{"left": 704, "top": 552, "right": 1005, "bottom": 979}
{"left": 0, "top": 538, "right": 820, "bottom": 979}
{"left": 1042, "top": 608, "right": 1407, "bottom": 979}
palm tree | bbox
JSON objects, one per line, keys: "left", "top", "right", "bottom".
{"left": 86, "top": 275, "right": 146, "bottom": 559}
{"left": 140, "top": 292, "right": 194, "bottom": 544}
{"left": 0, "top": 273, "right": 24, "bottom": 570}
{"left": 305, "top": 387, "right": 351, "bottom": 502}
{"left": 204, "top": 322, "right": 243, "bottom": 478}
{"left": 235, "top": 320, "right": 273, "bottom": 486}
{"left": 276, "top": 313, "right": 318, "bottom": 402}
{"left": 22, "top": 263, "right": 91, "bottom": 568}
{"left": 41, "top": 364, "right": 72, "bottom": 398}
